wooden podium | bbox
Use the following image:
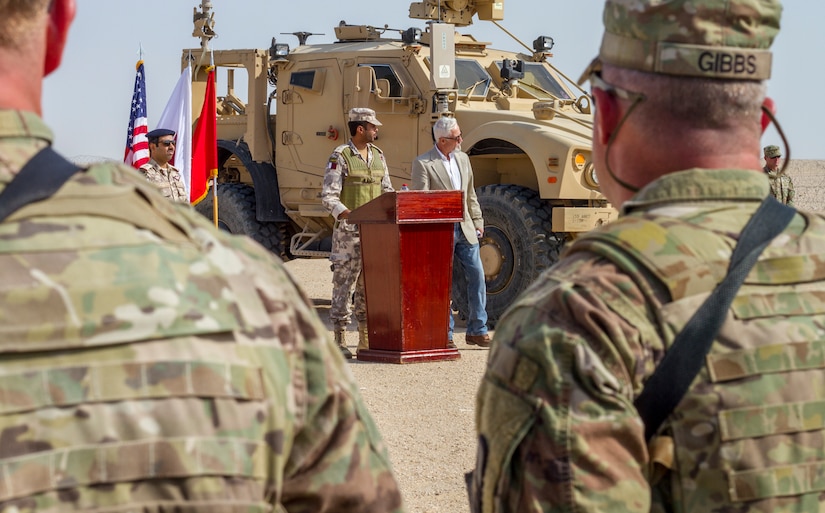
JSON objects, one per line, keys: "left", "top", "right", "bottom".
{"left": 349, "top": 190, "right": 463, "bottom": 363}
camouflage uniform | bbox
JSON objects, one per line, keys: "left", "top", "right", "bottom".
{"left": 321, "top": 140, "right": 393, "bottom": 339}
{"left": 472, "top": 168, "right": 825, "bottom": 512}
{"left": 764, "top": 165, "right": 795, "bottom": 206}
{"left": 0, "top": 109, "right": 404, "bottom": 512}
{"left": 139, "top": 159, "right": 187, "bottom": 203}
{"left": 472, "top": 1, "right": 821, "bottom": 512}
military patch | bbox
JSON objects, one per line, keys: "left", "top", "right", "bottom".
{"left": 328, "top": 155, "right": 338, "bottom": 170}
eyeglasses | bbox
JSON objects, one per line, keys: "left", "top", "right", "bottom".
{"left": 589, "top": 71, "right": 646, "bottom": 104}
{"left": 158, "top": 140, "right": 176, "bottom": 147}
{"left": 443, "top": 133, "right": 462, "bottom": 141}
{"left": 768, "top": 155, "right": 781, "bottom": 159}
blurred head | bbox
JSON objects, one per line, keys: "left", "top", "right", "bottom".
{"left": 0, "top": 0, "right": 76, "bottom": 113}
{"left": 581, "top": 0, "right": 782, "bottom": 205}
{"left": 0, "top": 0, "right": 51, "bottom": 48}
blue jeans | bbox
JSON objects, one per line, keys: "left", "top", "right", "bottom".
{"left": 450, "top": 224, "right": 488, "bottom": 340}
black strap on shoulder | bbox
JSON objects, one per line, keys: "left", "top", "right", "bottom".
{"left": 0, "top": 146, "right": 82, "bottom": 223}
{"left": 634, "top": 195, "right": 796, "bottom": 441}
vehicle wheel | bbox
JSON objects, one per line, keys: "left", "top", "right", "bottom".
{"left": 451, "top": 184, "right": 564, "bottom": 327}
{"left": 195, "top": 183, "right": 289, "bottom": 260}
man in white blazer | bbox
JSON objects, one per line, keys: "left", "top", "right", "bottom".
{"left": 411, "top": 116, "right": 491, "bottom": 348}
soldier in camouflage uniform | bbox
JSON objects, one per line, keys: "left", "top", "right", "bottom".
{"left": 470, "top": 1, "right": 825, "bottom": 512}
{"left": 0, "top": 2, "right": 404, "bottom": 511}
{"left": 321, "top": 108, "right": 394, "bottom": 359}
{"left": 139, "top": 128, "right": 188, "bottom": 203}
{"left": 763, "top": 144, "right": 795, "bottom": 205}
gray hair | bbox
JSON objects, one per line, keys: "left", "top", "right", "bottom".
{"left": 433, "top": 116, "right": 458, "bottom": 141}
{"left": 607, "top": 66, "right": 766, "bottom": 135}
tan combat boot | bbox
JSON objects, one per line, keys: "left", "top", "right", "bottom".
{"left": 357, "top": 323, "right": 369, "bottom": 353}
{"left": 335, "top": 329, "right": 352, "bottom": 359}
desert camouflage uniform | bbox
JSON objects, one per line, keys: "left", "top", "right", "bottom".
{"left": 0, "top": 110, "right": 404, "bottom": 512}
{"left": 139, "top": 159, "right": 187, "bottom": 203}
{"left": 321, "top": 140, "right": 393, "bottom": 330}
{"left": 764, "top": 165, "right": 795, "bottom": 206}
{"left": 473, "top": 168, "right": 825, "bottom": 512}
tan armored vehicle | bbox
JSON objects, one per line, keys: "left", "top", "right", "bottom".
{"left": 187, "top": 0, "right": 615, "bottom": 324}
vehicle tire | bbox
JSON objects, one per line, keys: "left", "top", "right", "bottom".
{"left": 451, "top": 184, "right": 563, "bottom": 327}
{"left": 195, "top": 183, "right": 289, "bottom": 260}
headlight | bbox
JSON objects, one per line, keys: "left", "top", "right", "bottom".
{"left": 573, "top": 152, "right": 586, "bottom": 171}
{"left": 584, "top": 162, "right": 599, "bottom": 188}
{"left": 533, "top": 36, "right": 555, "bottom": 53}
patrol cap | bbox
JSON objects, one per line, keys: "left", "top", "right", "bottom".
{"left": 147, "top": 128, "right": 176, "bottom": 139}
{"left": 764, "top": 145, "right": 781, "bottom": 158}
{"left": 580, "top": 0, "right": 782, "bottom": 83}
{"left": 348, "top": 108, "right": 382, "bottom": 126}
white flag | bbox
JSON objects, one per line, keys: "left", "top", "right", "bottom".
{"left": 157, "top": 66, "right": 193, "bottom": 196}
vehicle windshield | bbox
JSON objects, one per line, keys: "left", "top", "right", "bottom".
{"left": 456, "top": 59, "right": 491, "bottom": 99}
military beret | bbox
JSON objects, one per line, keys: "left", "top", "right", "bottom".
{"left": 764, "top": 145, "right": 781, "bottom": 158}
{"left": 348, "top": 108, "right": 382, "bottom": 126}
{"left": 581, "top": 0, "right": 782, "bottom": 82}
{"left": 147, "top": 128, "right": 176, "bottom": 139}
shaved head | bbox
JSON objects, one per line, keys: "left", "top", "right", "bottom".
{"left": 0, "top": 0, "right": 51, "bottom": 47}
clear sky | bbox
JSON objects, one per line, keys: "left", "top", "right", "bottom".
{"left": 43, "top": 0, "right": 823, "bottom": 161}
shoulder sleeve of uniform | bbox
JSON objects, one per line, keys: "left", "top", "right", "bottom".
{"left": 370, "top": 144, "right": 384, "bottom": 155}
{"left": 569, "top": 216, "right": 720, "bottom": 301}
{"left": 329, "top": 145, "right": 349, "bottom": 160}
{"left": 472, "top": 256, "right": 652, "bottom": 512}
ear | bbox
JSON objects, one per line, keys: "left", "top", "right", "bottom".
{"left": 44, "top": 0, "right": 76, "bottom": 76}
{"left": 592, "top": 88, "right": 620, "bottom": 145}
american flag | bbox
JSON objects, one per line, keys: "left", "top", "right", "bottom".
{"left": 123, "top": 60, "right": 149, "bottom": 168}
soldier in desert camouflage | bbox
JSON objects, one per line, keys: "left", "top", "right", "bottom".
{"left": 0, "top": 1, "right": 404, "bottom": 511}
{"left": 470, "top": 1, "right": 825, "bottom": 512}
{"left": 321, "top": 108, "right": 394, "bottom": 359}
{"left": 763, "top": 144, "right": 795, "bottom": 205}
{"left": 139, "top": 127, "right": 187, "bottom": 203}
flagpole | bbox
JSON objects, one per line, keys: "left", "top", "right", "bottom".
{"left": 209, "top": 50, "right": 218, "bottom": 228}
{"left": 210, "top": 165, "right": 218, "bottom": 224}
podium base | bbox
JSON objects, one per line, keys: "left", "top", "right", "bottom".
{"left": 357, "top": 347, "right": 461, "bottom": 364}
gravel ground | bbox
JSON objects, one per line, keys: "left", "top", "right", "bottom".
{"left": 284, "top": 258, "right": 485, "bottom": 513}
{"left": 787, "top": 159, "right": 825, "bottom": 212}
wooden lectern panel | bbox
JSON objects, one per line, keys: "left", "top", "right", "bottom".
{"left": 352, "top": 191, "right": 463, "bottom": 363}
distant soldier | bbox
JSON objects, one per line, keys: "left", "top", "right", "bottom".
{"left": 140, "top": 127, "right": 187, "bottom": 202}
{"left": 321, "top": 108, "right": 394, "bottom": 359}
{"left": 763, "top": 144, "right": 795, "bottom": 205}
{"left": 0, "top": 1, "right": 404, "bottom": 511}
